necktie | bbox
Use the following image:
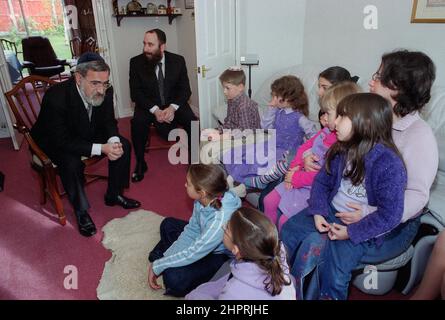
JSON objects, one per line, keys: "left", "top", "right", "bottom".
{"left": 157, "top": 62, "right": 165, "bottom": 106}
{"left": 87, "top": 103, "right": 93, "bottom": 121}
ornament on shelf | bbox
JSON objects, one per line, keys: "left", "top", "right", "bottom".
{"left": 146, "top": 3, "right": 157, "bottom": 14}
{"left": 158, "top": 4, "right": 167, "bottom": 15}
{"left": 126, "top": 0, "right": 143, "bottom": 15}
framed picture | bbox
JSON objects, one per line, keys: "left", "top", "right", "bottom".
{"left": 412, "top": 0, "right": 445, "bottom": 23}
{"left": 184, "top": 0, "right": 194, "bottom": 9}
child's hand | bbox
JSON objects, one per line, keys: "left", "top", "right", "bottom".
{"left": 328, "top": 223, "right": 349, "bottom": 241}
{"left": 319, "top": 113, "right": 329, "bottom": 128}
{"left": 335, "top": 203, "right": 363, "bottom": 225}
{"left": 284, "top": 166, "right": 299, "bottom": 190}
{"left": 314, "top": 215, "right": 330, "bottom": 233}
{"left": 304, "top": 153, "right": 321, "bottom": 172}
{"left": 147, "top": 263, "right": 162, "bottom": 290}
{"left": 269, "top": 96, "right": 286, "bottom": 108}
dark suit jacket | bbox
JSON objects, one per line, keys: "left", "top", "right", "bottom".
{"left": 31, "top": 77, "right": 119, "bottom": 161}
{"left": 129, "top": 51, "right": 192, "bottom": 111}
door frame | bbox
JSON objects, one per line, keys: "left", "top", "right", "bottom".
{"left": 90, "top": 0, "right": 124, "bottom": 118}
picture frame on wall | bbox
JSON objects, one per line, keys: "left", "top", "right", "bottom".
{"left": 411, "top": 0, "right": 445, "bottom": 23}
{"left": 185, "top": 0, "right": 194, "bottom": 9}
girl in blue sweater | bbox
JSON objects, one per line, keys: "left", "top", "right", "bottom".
{"left": 280, "top": 93, "right": 407, "bottom": 300}
{"left": 147, "top": 164, "right": 241, "bottom": 297}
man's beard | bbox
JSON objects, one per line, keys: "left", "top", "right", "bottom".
{"left": 144, "top": 47, "right": 162, "bottom": 64}
{"left": 79, "top": 83, "right": 105, "bottom": 107}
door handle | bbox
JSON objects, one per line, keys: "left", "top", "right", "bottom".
{"left": 201, "top": 65, "right": 211, "bottom": 78}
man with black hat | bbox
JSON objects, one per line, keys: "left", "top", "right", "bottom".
{"left": 31, "top": 52, "right": 140, "bottom": 237}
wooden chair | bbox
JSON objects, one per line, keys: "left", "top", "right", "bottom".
{"left": 1, "top": 38, "right": 18, "bottom": 53}
{"left": 145, "top": 123, "right": 176, "bottom": 152}
{"left": 4, "top": 75, "right": 107, "bottom": 225}
{"left": 69, "top": 37, "right": 82, "bottom": 59}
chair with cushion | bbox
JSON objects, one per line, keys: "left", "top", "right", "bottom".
{"left": 0, "top": 39, "right": 23, "bottom": 78}
{"left": 4, "top": 75, "right": 106, "bottom": 225}
{"left": 21, "top": 36, "right": 69, "bottom": 79}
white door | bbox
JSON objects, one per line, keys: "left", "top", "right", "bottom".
{"left": 195, "top": 0, "right": 238, "bottom": 129}
{"left": 91, "top": 0, "right": 124, "bottom": 118}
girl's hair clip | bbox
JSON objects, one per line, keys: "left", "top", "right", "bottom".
{"left": 228, "top": 66, "right": 243, "bottom": 72}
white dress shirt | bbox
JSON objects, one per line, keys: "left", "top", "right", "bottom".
{"left": 149, "top": 55, "right": 179, "bottom": 114}
{"left": 76, "top": 84, "right": 120, "bottom": 156}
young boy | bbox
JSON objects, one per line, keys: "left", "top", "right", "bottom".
{"left": 202, "top": 67, "right": 261, "bottom": 141}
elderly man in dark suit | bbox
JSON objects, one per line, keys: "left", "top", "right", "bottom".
{"left": 130, "top": 28, "right": 197, "bottom": 182}
{"left": 31, "top": 53, "right": 140, "bottom": 237}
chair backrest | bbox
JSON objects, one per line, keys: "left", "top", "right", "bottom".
{"left": 22, "top": 36, "right": 59, "bottom": 68}
{"left": 69, "top": 36, "right": 81, "bottom": 59}
{"left": 70, "top": 37, "right": 98, "bottom": 59}
{"left": 4, "top": 75, "right": 58, "bottom": 132}
{"left": 0, "top": 38, "right": 18, "bottom": 55}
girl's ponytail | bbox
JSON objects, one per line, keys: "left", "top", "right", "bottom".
{"left": 257, "top": 245, "right": 290, "bottom": 296}
{"left": 229, "top": 208, "right": 291, "bottom": 296}
{"left": 209, "top": 195, "right": 223, "bottom": 210}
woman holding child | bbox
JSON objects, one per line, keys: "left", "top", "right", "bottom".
{"left": 281, "top": 50, "right": 439, "bottom": 300}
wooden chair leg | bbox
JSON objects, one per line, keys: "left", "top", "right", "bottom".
{"left": 53, "top": 193, "right": 66, "bottom": 226}
{"left": 45, "top": 169, "right": 66, "bottom": 226}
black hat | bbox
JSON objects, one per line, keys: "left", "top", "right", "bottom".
{"left": 77, "top": 52, "right": 104, "bottom": 65}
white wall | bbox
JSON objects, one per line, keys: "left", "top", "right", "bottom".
{"left": 109, "top": 1, "right": 179, "bottom": 117}
{"left": 238, "top": 0, "right": 307, "bottom": 97}
{"left": 176, "top": 3, "right": 198, "bottom": 114}
{"left": 303, "top": 0, "right": 445, "bottom": 86}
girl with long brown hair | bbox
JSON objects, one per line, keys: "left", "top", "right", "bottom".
{"left": 281, "top": 93, "right": 407, "bottom": 300}
{"left": 186, "top": 207, "right": 296, "bottom": 300}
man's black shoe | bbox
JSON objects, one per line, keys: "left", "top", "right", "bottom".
{"left": 75, "top": 211, "right": 97, "bottom": 237}
{"left": 105, "top": 194, "right": 141, "bottom": 209}
{"left": 131, "top": 161, "right": 148, "bottom": 183}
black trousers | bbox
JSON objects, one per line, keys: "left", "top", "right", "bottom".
{"left": 52, "top": 136, "right": 131, "bottom": 212}
{"left": 131, "top": 104, "right": 198, "bottom": 165}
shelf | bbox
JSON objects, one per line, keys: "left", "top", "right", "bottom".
{"left": 113, "top": 13, "right": 182, "bottom": 26}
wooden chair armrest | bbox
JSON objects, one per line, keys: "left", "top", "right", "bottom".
{"left": 14, "top": 124, "right": 53, "bottom": 167}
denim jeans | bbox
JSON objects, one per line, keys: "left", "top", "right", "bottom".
{"left": 280, "top": 207, "right": 327, "bottom": 299}
{"left": 280, "top": 205, "right": 421, "bottom": 300}
{"left": 149, "top": 217, "right": 229, "bottom": 297}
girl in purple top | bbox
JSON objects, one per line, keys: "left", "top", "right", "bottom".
{"left": 264, "top": 82, "right": 361, "bottom": 231}
{"left": 281, "top": 93, "right": 407, "bottom": 300}
{"left": 224, "top": 76, "right": 316, "bottom": 184}
{"left": 186, "top": 207, "right": 296, "bottom": 300}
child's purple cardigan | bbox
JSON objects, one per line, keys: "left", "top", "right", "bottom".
{"left": 307, "top": 143, "right": 407, "bottom": 245}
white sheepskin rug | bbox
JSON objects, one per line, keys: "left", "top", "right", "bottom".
{"left": 97, "top": 210, "right": 180, "bottom": 300}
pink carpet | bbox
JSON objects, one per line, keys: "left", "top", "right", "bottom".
{"left": 0, "top": 117, "right": 410, "bottom": 300}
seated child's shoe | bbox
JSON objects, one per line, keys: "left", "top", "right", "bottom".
{"left": 227, "top": 175, "right": 235, "bottom": 188}
{"left": 231, "top": 183, "right": 247, "bottom": 198}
